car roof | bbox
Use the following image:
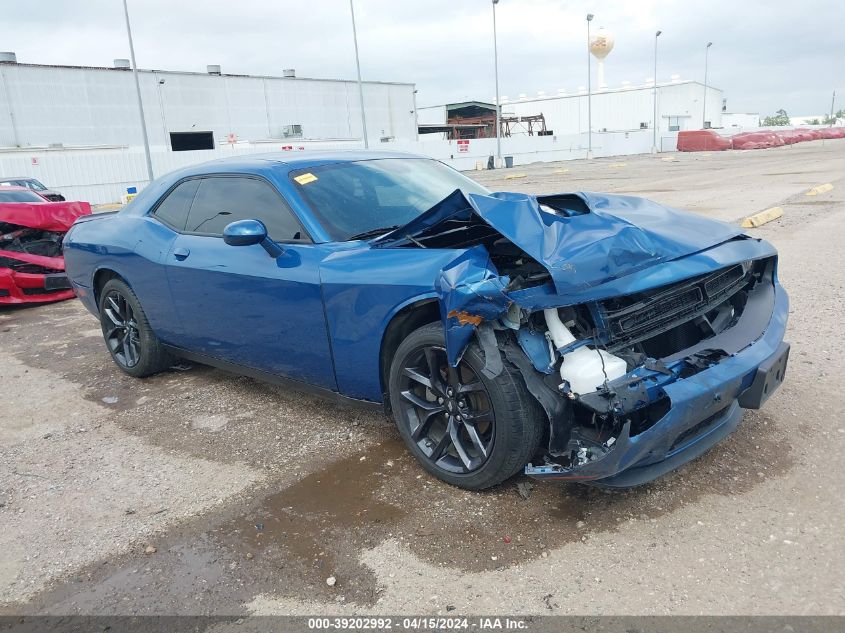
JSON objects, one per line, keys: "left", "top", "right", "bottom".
{"left": 0, "top": 185, "right": 31, "bottom": 191}
{"left": 165, "top": 149, "right": 430, "bottom": 179}
{"left": 0, "top": 177, "right": 37, "bottom": 182}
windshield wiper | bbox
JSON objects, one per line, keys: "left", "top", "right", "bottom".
{"left": 347, "top": 225, "right": 400, "bottom": 241}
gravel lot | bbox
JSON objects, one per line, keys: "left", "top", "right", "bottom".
{"left": 1, "top": 140, "right": 844, "bottom": 616}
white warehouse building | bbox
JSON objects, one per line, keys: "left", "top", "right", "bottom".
{"left": 506, "top": 80, "right": 724, "bottom": 139}
{"left": 0, "top": 54, "right": 418, "bottom": 150}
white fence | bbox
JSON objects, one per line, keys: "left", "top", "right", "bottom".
{"left": 0, "top": 128, "right": 679, "bottom": 205}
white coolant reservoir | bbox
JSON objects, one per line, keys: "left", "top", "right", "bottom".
{"left": 543, "top": 308, "right": 627, "bottom": 396}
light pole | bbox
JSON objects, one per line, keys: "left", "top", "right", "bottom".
{"left": 122, "top": 0, "right": 154, "bottom": 182}
{"left": 349, "top": 0, "right": 369, "bottom": 149}
{"left": 492, "top": 0, "right": 502, "bottom": 167}
{"left": 652, "top": 30, "right": 661, "bottom": 153}
{"left": 586, "top": 13, "right": 594, "bottom": 159}
{"left": 702, "top": 41, "right": 712, "bottom": 129}
{"left": 829, "top": 90, "right": 836, "bottom": 127}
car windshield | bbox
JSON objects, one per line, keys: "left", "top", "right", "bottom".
{"left": 26, "top": 179, "right": 47, "bottom": 191}
{"left": 0, "top": 189, "right": 45, "bottom": 202}
{"left": 289, "top": 158, "right": 490, "bottom": 241}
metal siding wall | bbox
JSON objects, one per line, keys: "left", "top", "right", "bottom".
{"left": 0, "top": 65, "right": 416, "bottom": 148}
{"left": 0, "top": 66, "right": 16, "bottom": 146}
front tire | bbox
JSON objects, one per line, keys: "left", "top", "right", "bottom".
{"left": 98, "top": 278, "right": 172, "bottom": 378}
{"left": 388, "top": 323, "right": 543, "bottom": 490}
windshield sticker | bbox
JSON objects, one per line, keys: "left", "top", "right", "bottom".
{"left": 294, "top": 173, "right": 318, "bottom": 185}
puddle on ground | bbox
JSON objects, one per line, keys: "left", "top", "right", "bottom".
{"left": 20, "top": 408, "right": 795, "bottom": 613}
{"left": 203, "top": 409, "right": 794, "bottom": 605}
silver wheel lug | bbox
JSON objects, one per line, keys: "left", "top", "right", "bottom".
{"left": 437, "top": 397, "right": 444, "bottom": 404}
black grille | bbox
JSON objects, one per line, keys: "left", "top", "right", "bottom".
{"left": 598, "top": 263, "right": 752, "bottom": 351}
{"left": 22, "top": 287, "right": 61, "bottom": 296}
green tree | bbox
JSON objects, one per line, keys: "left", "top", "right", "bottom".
{"left": 762, "top": 109, "right": 790, "bottom": 126}
{"left": 806, "top": 118, "right": 821, "bottom": 125}
{"left": 822, "top": 109, "right": 845, "bottom": 125}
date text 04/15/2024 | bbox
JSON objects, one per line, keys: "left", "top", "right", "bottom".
{"left": 307, "top": 616, "right": 529, "bottom": 630}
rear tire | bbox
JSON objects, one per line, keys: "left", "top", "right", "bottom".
{"left": 98, "top": 278, "right": 172, "bottom": 378}
{"left": 388, "top": 322, "right": 543, "bottom": 490}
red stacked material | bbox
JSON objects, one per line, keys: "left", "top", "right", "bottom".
{"left": 0, "top": 199, "right": 92, "bottom": 304}
{"left": 817, "top": 127, "right": 845, "bottom": 139}
{"left": 676, "top": 130, "right": 732, "bottom": 152}
{"left": 775, "top": 128, "right": 819, "bottom": 144}
{"left": 731, "top": 131, "right": 785, "bottom": 150}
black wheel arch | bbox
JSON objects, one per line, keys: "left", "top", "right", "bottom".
{"left": 93, "top": 268, "right": 128, "bottom": 313}
{"left": 379, "top": 297, "right": 441, "bottom": 409}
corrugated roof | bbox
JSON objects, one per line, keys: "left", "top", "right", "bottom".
{"left": 0, "top": 61, "right": 414, "bottom": 87}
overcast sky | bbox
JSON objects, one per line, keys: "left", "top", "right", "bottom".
{"left": 5, "top": 0, "right": 842, "bottom": 116}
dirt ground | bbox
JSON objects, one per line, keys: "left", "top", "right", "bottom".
{"left": 1, "top": 141, "right": 844, "bottom": 616}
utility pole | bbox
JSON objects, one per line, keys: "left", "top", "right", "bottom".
{"left": 702, "top": 41, "right": 712, "bottom": 129}
{"left": 122, "top": 0, "right": 154, "bottom": 181}
{"left": 492, "top": 0, "right": 502, "bottom": 167}
{"left": 349, "top": 0, "right": 369, "bottom": 149}
{"left": 830, "top": 90, "right": 837, "bottom": 126}
{"left": 586, "top": 13, "right": 594, "bottom": 159}
{"left": 652, "top": 30, "right": 661, "bottom": 153}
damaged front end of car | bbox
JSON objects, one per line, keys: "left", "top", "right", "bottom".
{"left": 373, "top": 189, "right": 789, "bottom": 487}
{"left": 0, "top": 200, "right": 91, "bottom": 304}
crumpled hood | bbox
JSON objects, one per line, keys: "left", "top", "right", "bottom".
{"left": 375, "top": 190, "right": 745, "bottom": 295}
{"left": 0, "top": 201, "right": 91, "bottom": 232}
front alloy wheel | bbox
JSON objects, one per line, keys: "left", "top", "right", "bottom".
{"left": 396, "top": 345, "right": 495, "bottom": 474}
{"left": 389, "top": 322, "right": 543, "bottom": 490}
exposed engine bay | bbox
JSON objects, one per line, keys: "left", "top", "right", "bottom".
{"left": 495, "top": 256, "right": 774, "bottom": 473}
{"left": 1, "top": 222, "right": 66, "bottom": 266}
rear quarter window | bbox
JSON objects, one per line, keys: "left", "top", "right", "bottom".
{"left": 152, "top": 179, "right": 200, "bottom": 231}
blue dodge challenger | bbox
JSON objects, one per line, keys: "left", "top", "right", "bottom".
{"left": 63, "top": 151, "right": 789, "bottom": 490}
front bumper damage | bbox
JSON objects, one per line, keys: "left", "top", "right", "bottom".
{"left": 0, "top": 200, "right": 90, "bottom": 304}
{"left": 525, "top": 283, "right": 788, "bottom": 486}
{"left": 0, "top": 250, "right": 75, "bottom": 304}
{"left": 374, "top": 189, "right": 790, "bottom": 487}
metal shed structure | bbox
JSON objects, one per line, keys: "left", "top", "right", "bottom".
{"left": 507, "top": 80, "right": 724, "bottom": 135}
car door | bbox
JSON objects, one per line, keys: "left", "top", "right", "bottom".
{"left": 163, "top": 174, "right": 336, "bottom": 390}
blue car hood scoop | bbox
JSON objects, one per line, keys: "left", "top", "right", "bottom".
{"left": 373, "top": 189, "right": 746, "bottom": 296}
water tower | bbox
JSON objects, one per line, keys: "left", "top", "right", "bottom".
{"left": 589, "top": 27, "right": 615, "bottom": 89}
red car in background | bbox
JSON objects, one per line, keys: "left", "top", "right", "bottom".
{"left": 0, "top": 186, "right": 92, "bottom": 304}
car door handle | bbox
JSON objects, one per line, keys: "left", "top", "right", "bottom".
{"left": 173, "top": 247, "right": 190, "bottom": 261}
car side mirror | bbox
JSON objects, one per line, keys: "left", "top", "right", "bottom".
{"left": 222, "top": 219, "right": 283, "bottom": 257}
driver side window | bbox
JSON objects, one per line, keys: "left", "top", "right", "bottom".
{"left": 185, "top": 176, "right": 306, "bottom": 242}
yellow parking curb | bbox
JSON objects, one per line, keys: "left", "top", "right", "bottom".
{"left": 503, "top": 173, "right": 527, "bottom": 180}
{"left": 94, "top": 203, "right": 123, "bottom": 212}
{"left": 608, "top": 162, "right": 627, "bottom": 168}
{"left": 806, "top": 183, "right": 833, "bottom": 196}
{"left": 740, "top": 206, "right": 783, "bottom": 228}
{"left": 553, "top": 168, "right": 570, "bottom": 174}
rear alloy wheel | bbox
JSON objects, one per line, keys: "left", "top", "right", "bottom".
{"left": 389, "top": 322, "right": 543, "bottom": 490}
{"left": 102, "top": 290, "right": 141, "bottom": 368}
{"left": 98, "top": 278, "right": 172, "bottom": 378}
